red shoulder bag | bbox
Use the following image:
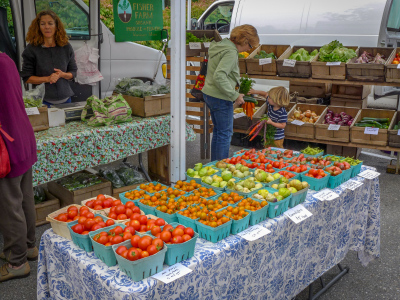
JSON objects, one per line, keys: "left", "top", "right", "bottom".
{"left": 0, "top": 122, "right": 14, "bottom": 178}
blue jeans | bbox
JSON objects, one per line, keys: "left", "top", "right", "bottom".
{"left": 203, "top": 94, "right": 233, "bottom": 161}
{"left": 43, "top": 97, "right": 71, "bottom": 108}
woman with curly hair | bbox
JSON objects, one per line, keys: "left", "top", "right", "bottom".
{"left": 21, "top": 10, "right": 77, "bottom": 106}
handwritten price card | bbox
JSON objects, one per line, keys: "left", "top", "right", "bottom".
{"left": 313, "top": 189, "right": 339, "bottom": 201}
{"left": 284, "top": 205, "right": 313, "bottom": 224}
{"left": 343, "top": 179, "right": 363, "bottom": 191}
{"left": 358, "top": 170, "right": 380, "bottom": 180}
{"left": 237, "top": 225, "right": 271, "bottom": 241}
{"left": 152, "top": 263, "right": 192, "bottom": 284}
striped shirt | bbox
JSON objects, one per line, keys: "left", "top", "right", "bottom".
{"left": 267, "top": 103, "right": 288, "bottom": 140}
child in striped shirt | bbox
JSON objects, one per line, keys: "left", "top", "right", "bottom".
{"left": 249, "top": 86, "right": 290, "bottom": 148}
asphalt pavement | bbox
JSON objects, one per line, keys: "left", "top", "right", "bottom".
{"left": 1, "top": 134, "right": 399, "bottom": 299}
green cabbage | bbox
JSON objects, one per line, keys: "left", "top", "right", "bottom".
{"left": 319, "top": 40, "right": 357, "bottom": 62}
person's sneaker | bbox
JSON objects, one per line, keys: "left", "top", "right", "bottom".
{"left": 0, "top": 247, "right": 38, "bottom": 262}
{"left": 0, "top": 262, "right": 30, "bottom": 282}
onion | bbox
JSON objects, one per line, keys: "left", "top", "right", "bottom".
{"left": 327, "top": 109, "right": 333, "bottom": 114}
{"left": 340, "top": 112, "right": 348, "bottom": 118}
{"left": 328, "top": 121, "right": 336, "bottom": 124}
{"left": 347, "top": 120, "right": 353, "bottom": 126}
{"left": 333, "top": 117, "right": 341, "bottom": 123}
{"left": 334, "top": 113, "right": 340, "bottom": 118}
{"left": 338, "top": 121, "right": 345, "bottom": 126}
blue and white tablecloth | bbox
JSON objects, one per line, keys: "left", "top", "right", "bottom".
{"left": 37, "top": 167, "right": 380, "bottom": 300}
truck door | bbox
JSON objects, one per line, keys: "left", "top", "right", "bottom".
{"left": 20, "top": 0, "right": 101, "bottom": 100}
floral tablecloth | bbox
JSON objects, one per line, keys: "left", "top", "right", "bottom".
{"left": 37, "top": 166, "right": 380, "bottom": 299}
{"left": 33, "top": 116, "right": 196, "bottom": 186}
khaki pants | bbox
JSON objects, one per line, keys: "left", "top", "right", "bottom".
{"left": 0, "top": 168, "right": 36, "bottom": 266}
{"left": 265, "top": 139, "right": 284, "bottom": 149}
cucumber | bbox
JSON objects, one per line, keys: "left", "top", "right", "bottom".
{"left": 243, "top": 96, "right": 258, "bottom": 104}
{"left": 361, "top": 117, "right": 389, "bottom": 123}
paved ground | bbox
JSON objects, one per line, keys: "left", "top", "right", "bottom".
{"left": 1, "top": 134, "right": 399, "bottom": 299}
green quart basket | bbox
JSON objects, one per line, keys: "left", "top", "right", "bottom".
{"left": 119, "top": 190, "right": 142, "bottom": 205}
{"left": 195, "top": 219, "right": 232, "bottom": 243}
{"left": 351, "top": 162, "right": 363, "bottom": 178}
{"left": 228, "top": 211, "right": 251, "bottom": 234}
{"left": 288, "top": 187, "right": 309, "bottom": 208}
{"left": 300, "top": 171, "right": 330, "bottom": 191}
{"left": 266, "top": 195, "right": 291, "bottom": 218}
{"left": 248, "top": 200, "right": 269, "bottom": 226}
{"left": 327, "top": 172, "right": 344, "bottom": 189}
{"left": 154, "top": 209, "right": 179, "bottom": 224}
{"left": 176, "top": 212, "right": 199, "bottom": 232}
{"left": 341, "top": 167, "right": 352, "bottom": 183}
{"left": 137, "top": 202, "right": 156, "bottom": 215}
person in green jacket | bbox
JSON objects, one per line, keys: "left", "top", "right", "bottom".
{"left": 202, "top": 24, "right": 259, "bottom": 160}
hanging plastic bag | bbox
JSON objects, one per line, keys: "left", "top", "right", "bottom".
{"left": 23, "top": 83, "right": 45, "bottom": 108}
{"left": 74, "top": 43, "right": 104, "bottom": 85}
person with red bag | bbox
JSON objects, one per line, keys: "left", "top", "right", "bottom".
{"left": 0, "top": 52, "right": 38, "bottom": 282}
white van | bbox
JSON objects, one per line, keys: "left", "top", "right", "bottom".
{"left": 192, "top": 0, "right": 400, "bottom": 104}
{"left": 0, "top": 0, "right": 167, "bottom": 101}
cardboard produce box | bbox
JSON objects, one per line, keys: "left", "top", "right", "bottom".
{"left": 289, "top": 82, "right": 332, "bottom": 98}
{"left": 35, "top": 190, "right": 60, "bottom": 226}
{"left": 330, "top": 97, "right": 368, "bottom": 109}
{"left": 311, "top": 47, "right": 359, "bottom": 80}
{"left": 315, "top": 106, "right": 361, "bottom": 143}
{"left": 331, "top": 84, "right": 371, "bottom": 100}
{"left": 350, "top": 109, "right": 397, "bottom": 146}
{"left": 28, "top": 105, "right": 49, "bottom": 132}
{"left": 346, "top": 47, "right": 395, "bottom": 82}
{"left": 185, "top": 30, "right": 222, "bottom": 57}
{"left": 285, "top": 103, "right": 327, "bottom": 139}
{"left": 385, "top": 48, "right": 400, "bottom": 83}
{"left": 118, "top": 93, "right": 170, "bottom": 117}
{"left": 277, "top": 46, "right": 319, "bottom": 78}
{"left": 388, "top": 112, "right": 400, "bottom": 148}
{"left": 246, "top": 44, "right": 290, "bottom": 76}
{"left": 48, "top": 171, "right": 112, "bottom": 207}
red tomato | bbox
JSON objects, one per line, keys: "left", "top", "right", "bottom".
{"left": 73, "top": 216, "right": 80, "bottom": 221}
{"left": 108, "top": 213, "right": 117, "bottom": 220}
{"left": 172, "top": 228, "right": 184, "bottom": 237}
{"left": 172, "top": 235, "right": 183, "bottom": 244}
{"left": 57, "top": 213, "right": 68, "bottom": 222}
{"left": 122, "top": 250, "right": 129, "bottom": 259}
{"left": 131, "top": 206, "right": 141, "bottom": 214}
{"left": 113, "top": 200, "right": 122, "bottom": 207}
{"left": 130, "top": 213, "right": 141, "bottom": 220}
{"left": 117, "top": 214, "right": 128, "bottom": 220}
{"left": 129, "top": 220, "right": 141, "bottom": 231}
{"left": 138, "top": 237, "right": 152, "bottom": 251}
{"left": 67, "top": 206, "right": 78, "bottom": 213}
{"left": 124, "top": 226, "right": 135, "bottom": 234}
{"left": 176, "top": 225, "right": 185, "bottom": 230}
{"left": 116, "top": 245, "right": 127, "bottom": 256}
{"left": 155, "top": 233, "right": 161, "bottom": 239}
{"left": 81, "top": 231, "right": 89, "bottom": 235}
{"left": 160, "top": 231, "right": 172, "bottom": 243}
{"left": 105, "top": 219, "right": 115, "bottom": 226}
{"left": 154, "top": 218, "right": 165, "bottom": 226}
{"left": 124, "top": 201, "right": 134, "bottom": 208}
{"left": 84, "top": 220, "right": 96, "bottom": 231}
{"left": 151, "top": 226, "right": 162, "bottom": 236}
{"left": 78, "top": 216, "right": 87, "bottom": 225}
{"left": 125, "top": 208, "right": 133, "bottom": 218}
{"left": 97, "top": 194, "right": 105, "bottom": 201}
{"left": 91, "top": 224, "right": 102, "bottom": 231}
{"left": 86, "top": 212, "right": 95, "bottom": 219}
{"left": 115, "top": 205, "right": 126, "bottom": 215}
{"left": 184, "top": 227, "right": 194, "bottom": 237}
{"left": 67, "top": 210, "right": 78, "bottom": 219}
{"left": 93, "top": 216, "right": 103, "bottom": 223}
{"left": 139, "top": 225, "right": 148, "bottom": 232}
{"left": 72, "top": 224, "right": 84, "bottom": 234}
{"left": 163, "top": 224, "right": 173, "bottom": 232}
{"left": 138, "top": 215, "right": 148, "bottom": 225}
{"left": 127, "top": 248, "right": 140, "bottom": 261}
{"left": 122, "top": 232, "right": 133, "bottom": 241}
{"left": 93, "top": 205, "right": 102, "bottom": 210}
{"left": 93, "top": 199, "right": 103, "bottom": 207}
{"left": 147, "top": 245, "right": 158, "bottom": 255}
{"left": 98, "top": 235, "right": 109, "bottom": 245}
{"left": 130, "top": 235, "right": 141, "bottom": 248}
{"left": 111, "top": 235, "right": 124, "bottom": 245}
{"left": 102, "top": 199, "right": 112, "bottom": 208}
{"left": 182, "top": 234, "right": 192, "bottom": 242}
{"left": 110, "top": 206, "right": 117, "bottom": 213}
{"left": 140, "top": 251, "right": 149, "bottom": 259}
{"left": 152, "top": 238, "right": 164, "bottom": 250}
{"left": 113, "top": 226, "right": 124, "bottom": 235}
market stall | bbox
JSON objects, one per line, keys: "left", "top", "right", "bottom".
{"left": 37, "top": 164, "right": 379, "bottom": 299}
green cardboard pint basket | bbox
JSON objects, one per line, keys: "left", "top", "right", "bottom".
{"left": 327, "top": 173, "right": 343, "bottom": 189}
{"left": 119, "top": 190, "right": 142, "bottom": 205}
{"left": 266, "top": 196, "right": 291, "bottom": 218}
{"left": 351, "top": 162, "right": 363, "bottom": 178}
{"left": 288, "top": 187, "right": 309, "bottom": 208}
{"left": 227, "top": 211, "right": 251, "bottom": 234}
{"left": 154, "top": 209, "right": 179, "bottom": 224}
{"left": 341, "top": 167, "right": 352, "bottom": 183}
{"left": 300, "top": 171, "right": 330, "bottom": 191}
{"left": 247, "top": 199, "right": 269, "bottom": 225}
{"left": 195, "top": 219, "right": 232, "bottom": 243}
{"left": 137, "top": 202, "right": 156, "bottom": 215}
{"left": 177, "top": 212, "right": 199, "bottom": 232}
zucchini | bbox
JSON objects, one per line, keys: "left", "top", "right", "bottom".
{"left": 394, "top": 125, "right": 399, "bottom": 130}
{"left": 243, "top": 96, "right": 258, "bottom": 104}
{"left": 354, "top": 123, "right": 379, "bottom": 128}
{"left": 361, "top": 117, "right": 389, "bottom": 123}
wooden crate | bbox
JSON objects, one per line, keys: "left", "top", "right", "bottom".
{"left": 346, "top": 47, "right": 395, "bottom": 82}
{"left": 35, "top": 190, "right": 60, "bottom": 226}
{"left": 148, "top": 145, "right": 170, "bottom": 185}
{"left": 239, "top": 58, "right": 246, "bottom": 74}
{"left": 331, "top": 84, "right": 372, "bottom": 99}
{"left": 118, "top": 93, "right": 170, "bottom": 117}
{"left": 112, "top": 182, "right": 146, "bottom": 199}
{"left": 285, "top": 103, "right": 327, "bottom": 139}
{"left": 388, "top": 112, "right": 400, "bottom": 148}
{"left": 330, "top": 97, "right": 368, "bottom": 109}
{"left": 311, "top": 47, "right": 359, "bottom": 80}
{"left": 276, "top": 46, "right": 319, "bottom": 78}
{"left": 326, "top": 145, "right": 361, "bottom": 158}
{"left": 28, "top": 106, "right": 49, "bottom": 132}
{"left": 185, "top": 30, "right": 222, "bottom": 56}
{"left": 289, "top": 81, "right": 332, "bottom": 98}
{"left": 350, "top": 109, "right": 396, "bottom": 146}
{"left": 385, "top": 48, "right": 400, "bottom": 83}
{"left": 246, "top": 44, "right": 290, "bottom": 76}
{"left": 47, "top": 171, "right": 112, "bottom": 207}
{"left": 315, "top": 106, "right": 360, "bottom": 143}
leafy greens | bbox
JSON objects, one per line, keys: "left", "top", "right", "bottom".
{"left": 318, "top": 40, "right": 357, "bottom": 62}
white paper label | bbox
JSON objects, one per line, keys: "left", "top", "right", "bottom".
{"left": 343, "top": 179, "right": 363, "bottom": 191}
{"left": 284, "top": 205, "right": 313, "bottom": 224}
{"left": 364, "top": 127, "right": 379, "bottom": 135}
{"left": 237, "top": 225, "right": 271, "bottom": 241}
{"left": 25, "top": 107, "right": 40, "bottom": 115}
{"left": 397, "top": 64, "right": 400, "bottom": 69}
{"left": 328, "top": 124, "right": 341, "bottom": 131}
{"left": 152, "top": 263, "right": 192, "bottom": 284}
{"left": 313, "top": 189, "right": 339, "bottom": 201}
{"left": 358, "top": 170, "right": 380, "bottom": 180}
{"left": 397, "top": 129, "right": 400, "bottom": 136}
{"left": 259, "top": 58, "right": 272, "bottom": 65}
{"left": 234, "top": 112, "right": 246, "bottom": 119}
{"left": 283, "top": 59, "right": 296, "bottom": 67}
{"left": 203, "top": 42, "right": 210, "bottom": 48}
{"left": 326, "top": 62, "right": 341, "bottom": 66}
{"left": 291, "top": 120, "right": 304, "bottom": 126}
{"left": 189, "top": 42, "right": 201, "bottom": 50}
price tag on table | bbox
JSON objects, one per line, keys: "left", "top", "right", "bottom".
{"left": 259, "top": 58, "right": 272, "bottom": 65}
{"left": 358, "top": 170, "right": 380, "bottom": 180}
{"left": 203, "top": 42, "right": 210, "bottom": 48}
{"left": 326, "top": 62, "right": 341, "bottom": 66}
{"left": 152, "top": 263, "right": 192, "bottom": 284}
{"left": 25, "top": 107, "right": 40, "bottom": 115}
{"left": 291, "top": 120, "right": 304, "bottom": 126}
{"left": 189, "top": 42, "right": 201, "bottom": 50}
{"left": 313, "top": 189, "right": 339, "bottom": 201}
{"left": 234, "top": 112, "right": 246, "bottom": 119}
{"left": 283, "top": 59, "right": 296, "bottom": 67}
{"left": 364, "top": 127, "right": 379, "bottom": 135}
{"left": 328, "top": 124, "right": 341, "bottom": 131}
{"left": 343, "top": 179, "right": 363, "bottom": 191}
{"left": 237, "top": 225, "right": 271, "bottom": 241}
{"left": 284, "top": 205, "right": 313, "bottom": 224}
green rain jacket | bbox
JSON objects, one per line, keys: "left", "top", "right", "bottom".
{"left": 202, "top": 38, "right": 240, "bottom": 102}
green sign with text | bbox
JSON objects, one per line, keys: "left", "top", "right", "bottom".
{"left": 113, "top": 0, "right": 163, "bottom": 42}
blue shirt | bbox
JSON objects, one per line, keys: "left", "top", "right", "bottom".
{"left": 267, "top": 103, "right": 288, "bottom": 140}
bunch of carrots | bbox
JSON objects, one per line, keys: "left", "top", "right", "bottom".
{"left": 242, "top": 101, "right": 255, "bottom": 119}
{"left": 247, "top": 116, "right": 276, "bottom": 145}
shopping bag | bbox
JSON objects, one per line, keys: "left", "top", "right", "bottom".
{"left": 190, "top": 59, "right": 208, "bottom": 101}
{"left": 81, "top": 94, "right": 132, "bottom": 126}
{"left": 0, "top": 122, "right": 14, "bottom": 178}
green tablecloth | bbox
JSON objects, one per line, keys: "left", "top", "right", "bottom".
{"left": 33, "top": 115, "right": 196, "bottom": 186}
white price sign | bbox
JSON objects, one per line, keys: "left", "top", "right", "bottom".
{"left": 284, "top": 205, "right": 313, "bottom": 224}
{"left": 364, "top": 127, "right": 379, "bottom": 135}
{"left": 283, "top": 59, "right": 296, "bottom": 67}
{"left": 358, "top": 170, "right": 380, "bottom": 180}
{"left": 259, "top": 58, "right": 272, "bottom": 65}
{"left": 328, "top": 124, "right": 341, "bottom": 131}
{"left": 313, "top": 189, "right": 339, "bottom": 201}
{"left": 326, "top": 62, "right": 341, "bottom": 66}
{"left": 189, "top": 42, "right": 201, "bottom": 50}
{"left": 152, "top": 263, "right": 192, "bottom": 284}
{"left": 291, "top": 120, "right": 304, "bottom": 126}
{"left": 237, "top": 225, "right": 271, "bottom": 241}
{"left": 234, "top": 112, "right": 246, "bottom": 119}
{"left": 398, "top": 64, "right": 400, "bottom": 69}
{"left": 203, "top": 42, "right": 210, "bottom": 48}
{"left": 343, "top": 179, "right": 363, "bottom": 191}
{"left": 397, "top": 129, "right": 400, "bottom": 136}
{"left": 25, "top": 107, "right": 40, "bottom": 115}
